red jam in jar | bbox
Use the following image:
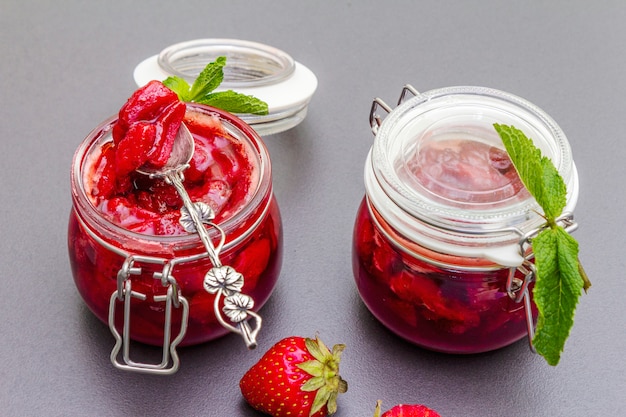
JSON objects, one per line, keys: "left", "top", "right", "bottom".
{"left": 69, "top": 102, "right": 282, "bottom": 349}
{"left": 353, "top": 86, "right": 578, "bottom": 354}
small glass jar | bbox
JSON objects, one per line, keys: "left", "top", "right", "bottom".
{"left": 69, "top": 103, "right": 282, "bottom": 372}
{"left": 353, "top": 86, "right": 578, "bottom": 354}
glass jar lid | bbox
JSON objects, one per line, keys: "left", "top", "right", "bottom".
{"left": 133, "top": 39, "right": 318, "bottom": 136}
{"left": 366, "top": 86, "right": 579, "bottom": 266}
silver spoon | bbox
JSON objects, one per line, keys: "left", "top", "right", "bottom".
{"left": 136, "top": 124, "right": 221, "bottom": 264}
{"left": 136, "top": 123, "right": 261, "bottom": 349}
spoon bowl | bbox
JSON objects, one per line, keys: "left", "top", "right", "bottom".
{"left": 136, "top": 123, "right": 195, "bottom": 177}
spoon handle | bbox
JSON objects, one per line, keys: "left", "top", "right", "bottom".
{"left": 165, "top": 170, "right": 261, "bottom": 349}
{"left": 167, "top": 170, "right": 222, "bottom": 266}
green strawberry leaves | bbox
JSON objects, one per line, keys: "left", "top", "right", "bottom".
{"left": 240, "top": 336, "right": 348, "bottom": 417}
{"left": 494, "top": 123, "right": 589, "bottom": 366}
{"left": 163, "top": 56, "right": 269, "bottom": 115}
{"left": 298, "top": 337, "right": 347, "bottom": 415}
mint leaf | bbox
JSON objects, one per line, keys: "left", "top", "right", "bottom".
{"left": 494, "top": 123, "right": 589, "bottom": 366}
{"left": 162, "top": 56, "right": 269, "bottom": 116}
{"left": 188, "top": 56, "right": 226, "bottom": 101}
{"left": 579, "top": 260, "right": 592, "bottom": 293}
{"left": 494, "top": 124, "right": 566, "bottom": 219}
{"left": 162, "top": 76, "right": 191, "bottom": 101}
{"left": 196, "top": 90, "right": 269, "bottom": 115}
{"left": 532, "top": 226, "right": 583, "bottom": 365}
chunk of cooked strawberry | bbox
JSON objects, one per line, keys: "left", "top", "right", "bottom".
{"left": 143, "top": 100, "right": 186, "bottom": 169}
{"left": 134, "top": 178, "right": 182, "bottom": 214}
{"left": 389, "top": 270, "right": 479, "bottom": 327}
{"left": 371, "top": 232, "right": 404, "bottom": 278}
{"left": 195, "top": 179, "right": 232, "bottom": 218}
{"left": 92, "top": 142, "right": 118, "bottom": 200}
{"left": 186, "top": 138, "right": 213, "bottom": 183}
{"left": 231, "top": 237, "right": 271, "bottom": 291}
{"left": 185, "top": 111, "right": 226, "bottom": 138}
{"left": 111, "top": 80, "right": 186, "bottom": 174}
{"left": 98, "top": 197, "right": 161, "bottom": 234}
{"left": 112, "top": 80, "right": 180, "bottom": 145}
{"left": 114, "top": 122, "right": 156, "bottom": 177}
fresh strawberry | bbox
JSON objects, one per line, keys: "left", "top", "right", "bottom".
{"left": 240, "top": 336, "right": 347, "bottom": 417}
{"left": 374, "top": 400, "right": 441, "bottom": 417}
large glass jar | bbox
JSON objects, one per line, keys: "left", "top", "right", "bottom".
{"left": 353, "top": 86, "right": 578, "bottom": 354}
{"left": 69, "top": 103, "right": 282, "bottom": 372}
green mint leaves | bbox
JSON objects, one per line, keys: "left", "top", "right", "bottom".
{"left": 163, "top": 56, "right": 269, "bottom": 115}
{"left": 496, "top": 124, "right": 567, "bottom": 220}
{"left": 531, "top": 226, "right": 582, "bottom": 365}
{"left": 494, "top": 123, "right": 589, "bottom": 366}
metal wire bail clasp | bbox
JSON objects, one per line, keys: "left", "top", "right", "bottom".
{"left": 506, "top": 259, "right": 537, "bottom": 353}
{"left": 506, "top": 212, "right": 578, "bottom": 353}
{"left": 369, "top": 84, "right": 420, "bottom": 135}
{"left": 109, "top": 255, "right": 189, "bottom": 375}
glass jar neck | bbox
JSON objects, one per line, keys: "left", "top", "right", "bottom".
{"left": 365, "top": 86, "right": 579, "bottom": 266}
{"left": 71, "top": 103, "right": 273, "bottom": 256}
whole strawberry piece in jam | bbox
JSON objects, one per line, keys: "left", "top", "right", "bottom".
{"left": 240, "top": 336, "right": 348, "bottom": 417}
{"left": 112, "top": 80, "right": 180, "bottom": 144}
{"left": 112, "top": 80, "right": 186, "bottom": 175}
{"left": 374, "top": 400, "right": 441, "bottom": 417}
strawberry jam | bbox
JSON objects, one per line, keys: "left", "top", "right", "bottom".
{"left": 354, "top": 86, "right": 578, "bottom": 354}
{"left": 69, "top": 102, "right": 282, "bottom": 346}
{"left": 353, "top": 198, "right": 536, "bottom": 353}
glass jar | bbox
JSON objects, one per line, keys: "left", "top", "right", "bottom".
{"left": 352, "top": 86, "right": 578, "bottom": 354}
{"left": 69, "top": 103, "right": 282, "bottom": 373}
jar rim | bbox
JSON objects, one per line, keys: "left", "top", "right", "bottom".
{"left": 71, "top": 103, "right": 273, "bottom": 251}
{"left": 157, "top": 38, "right": 296, "bottom": 88}
{"left": 366, "top": 86, "right": 579, "bottom": 265}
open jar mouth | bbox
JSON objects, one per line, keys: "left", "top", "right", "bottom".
{"left": 157, "top": 39, "right": 295, "bottom": 88}
{"left": 366, "top": 86, "right": 579, "bottom": 265}
{"left": 71, "top": 104, "right": 273, "bottom": 253}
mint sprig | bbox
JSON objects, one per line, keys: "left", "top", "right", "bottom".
{"left": 494, "top": 123, "right": 590, "bottom": 366}
{"left": 163, "top": 56, "right": 269, "bottom": 115}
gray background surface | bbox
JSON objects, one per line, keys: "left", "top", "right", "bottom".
{"left": 1, "top": 1, "right": 624, "bottom": 416}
